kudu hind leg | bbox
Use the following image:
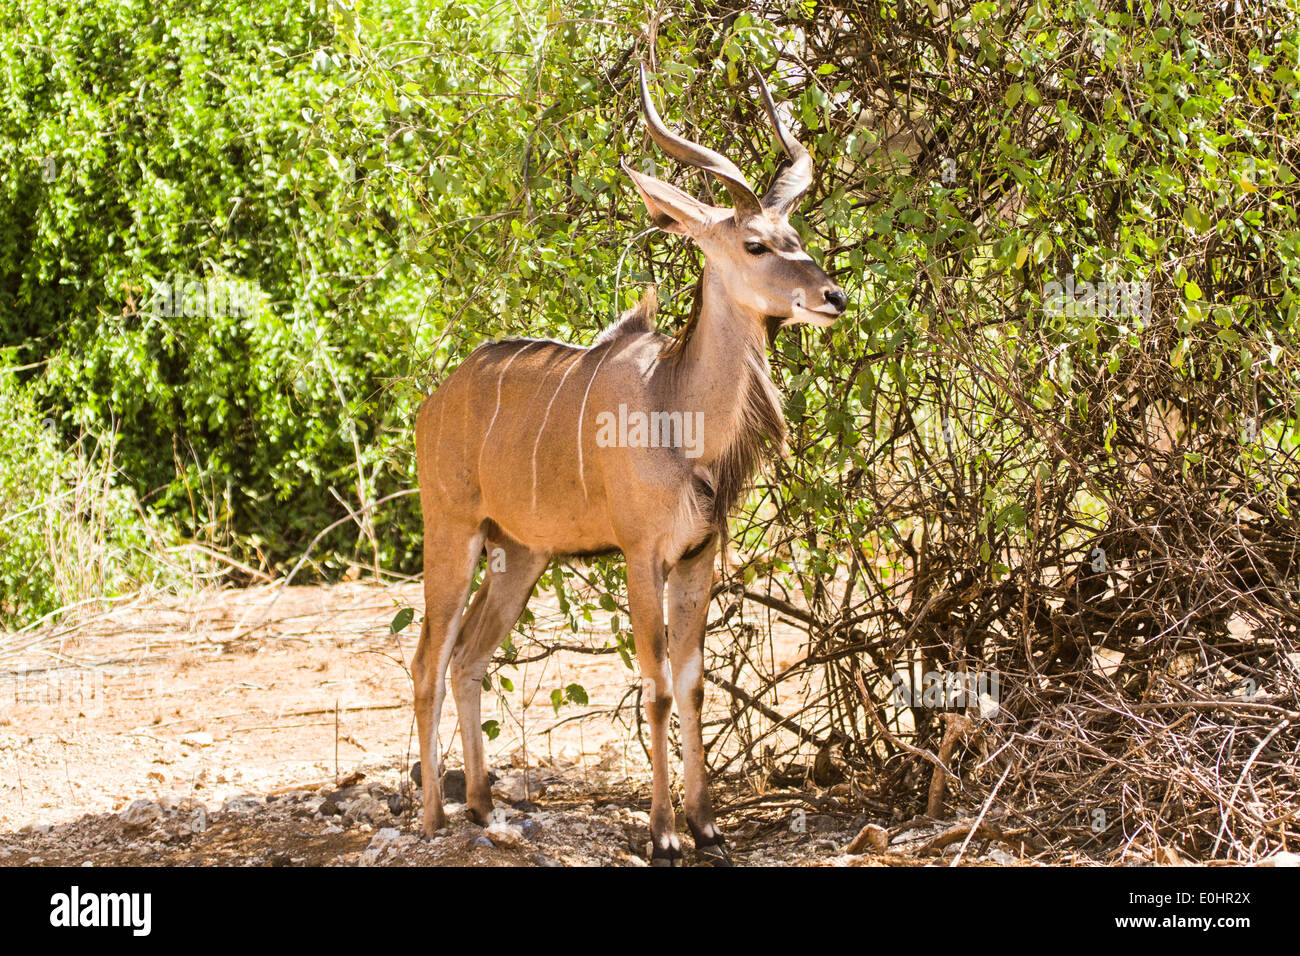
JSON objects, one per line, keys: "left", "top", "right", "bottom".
{"left": 449, "top": 538, "right": 549, "bottom": 823}
{"left": 412, "top": 523, "right": 486, "bottom": 836}
{"left": 667, "top": 535, "right": 731, "bottom": 865}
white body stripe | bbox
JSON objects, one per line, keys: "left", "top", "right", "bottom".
{"left": 478, "top": 343, "right": 535, "bottom": 478}
{"left": 575, "top": 343, "right": 615, "bottom": 501}
{"left": 531, "top": 353, "right": 584, "bottom": 513}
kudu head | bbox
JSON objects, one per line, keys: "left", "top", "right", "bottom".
{"left": 623, "top": 63, "right": 847, "bottom": 328}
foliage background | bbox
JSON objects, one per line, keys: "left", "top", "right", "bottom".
{"left": 2, "top": 0, "right": 1299, "bottom": 860}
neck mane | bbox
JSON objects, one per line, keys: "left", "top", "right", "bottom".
{"left": 658, "top": 264, "right": 787, "bottom": 527}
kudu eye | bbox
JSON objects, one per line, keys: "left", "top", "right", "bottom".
{"left": 744, "top": 241, "right": 769, "bottom": 256}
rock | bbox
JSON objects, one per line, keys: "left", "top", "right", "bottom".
{"left": 520, "top": 818, "right": 542, "bottom": 839}
{"left": 318, "top": 786, "right": 364, "bottom": 815}
{"left": 530, "top": 852, "right": 562, "bottom": 867}
{"left": 359, "top": 826, "right": 408, "bottom": 867}
{"left": 344, "top": 796, "right": 387, "bottom": 826}
{"left": 1255, "top": 851, "right": 1300, "bottom": 867}
{"left": 158, "top": 794, "right": 206, "bottom": 814}
{"left": 369, "top": 827, "right": 404, "bottom": 850}
{"left": 221, "top": 794, "right": 263, "bottom": 814}
{"left": 321, "top": 825, "right": 344, "bottom": 835}
{"left": 493, "top": 774, "right": 544, "bottom": 804}
{"left": 387, "top": 793, "right": 409, "bottom": 816}
{"left": 492, "top": 775, "right": 529, "bottom": 804}
{"left": 986, "top": 847, "right": 1018, "bottom": 865}
{"left": 180, "top": 731, "right": 214, "bottom": 747}
{"left": 804, "top": 813, "right": 835, "bottom": 833}
{"left": 445, "top": 769, "right": 477, "bottom": 803}
{"left": 484, "top": 823, "right": 524, "bottom": 847}
{"left": 119, "top": 799, "right": 164, "bottom": 831}
{"left": 471, "top": 835, "right": 494, "bottom": 849}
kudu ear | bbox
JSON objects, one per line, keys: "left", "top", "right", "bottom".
{"left": 621, "top": 160, "right": 719, "bottom": 237}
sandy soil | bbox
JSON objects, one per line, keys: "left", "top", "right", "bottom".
{"left": 0, "top": 581, "right": 1028, "bottom": 866}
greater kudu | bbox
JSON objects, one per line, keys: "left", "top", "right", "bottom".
{"left": 412, "top": 63, "right": 847, "bottom": 865}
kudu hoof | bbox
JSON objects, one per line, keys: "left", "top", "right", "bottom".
{"left": 695, "top": 843, "right": 735, "bottom": 867}
{"left": 648, "top": 841, "right": 684, "bottom": 867}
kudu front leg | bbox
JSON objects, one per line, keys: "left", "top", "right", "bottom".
{"left": 626, "top": 557, "right": 680, "bottom": 865}
{"left": 666, "top": 535, "right": 731, "bottom": 865}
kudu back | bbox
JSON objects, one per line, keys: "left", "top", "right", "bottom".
{"left": 412, "top": 63, "right": 846, "bottom": 864}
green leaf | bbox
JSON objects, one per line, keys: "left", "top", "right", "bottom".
{"left": 390, "top": 606, "right": 414, "bottom": 634}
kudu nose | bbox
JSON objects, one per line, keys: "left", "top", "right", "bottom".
{"left": 824, "top": 287, "right": 847, "bottom": 313}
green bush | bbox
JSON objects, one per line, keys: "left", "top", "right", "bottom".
{"left": 0, "top": 357, "right": 197, "bottom": 627}
{"left": 0, "top": 0, "right": 425, "bottom": 579}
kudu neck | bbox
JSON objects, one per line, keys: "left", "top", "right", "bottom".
{"left": 666, "top": 262, "right": 774, "bottom": 465}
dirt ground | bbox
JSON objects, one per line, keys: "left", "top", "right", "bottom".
{"left": 0, "top": 581, "right": 1030, "bottom": 867}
